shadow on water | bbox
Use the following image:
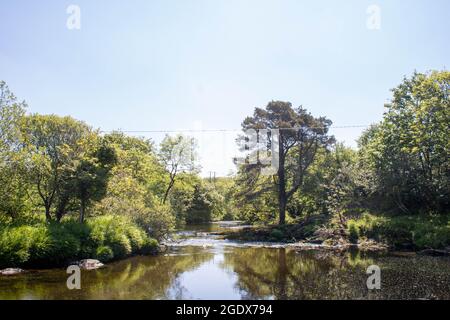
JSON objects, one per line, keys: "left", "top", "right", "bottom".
{"left": 1, "top": 223, "right": 449, "bottom": 300}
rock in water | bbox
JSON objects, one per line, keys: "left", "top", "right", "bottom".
{"left": 77, "top": 259, "right": 105, "bottom": 270}
{"left": 0, "top": 268, "right": 24, "bottom": 276}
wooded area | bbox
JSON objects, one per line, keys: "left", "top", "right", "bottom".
{"left": 0, "top": 70, "right": 449, "bottom": 268}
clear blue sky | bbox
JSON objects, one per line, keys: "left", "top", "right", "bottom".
{"left": 1, "top": 0, "right": 449, "bottom": 176}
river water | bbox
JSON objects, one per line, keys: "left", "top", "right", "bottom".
{"left": 1, "top": 222, "right": 449, "bottom": 300}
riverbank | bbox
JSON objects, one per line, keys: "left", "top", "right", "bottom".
{"left": 2, "top": 222, "right": 450, "bottom": 299}
{"left": 0, "top": 215, "right": 159, "bottom": 270}
{"left": 220, "top": 213, "right": 450, "bottom": 253}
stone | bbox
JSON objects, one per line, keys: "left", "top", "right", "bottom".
{"left": 0, "top": 268, "right": 24, "bottom": 276}
{"left": 77, "top": 259, "right": 105, "bottom": 270}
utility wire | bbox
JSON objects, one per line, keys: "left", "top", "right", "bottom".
{"left": 99, "top": 124, "right": 371, "bottom": 134}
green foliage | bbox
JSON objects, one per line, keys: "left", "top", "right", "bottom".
{"left": 0, "top": 226, "right": 33, "bottom": 266}
{"left": 73, "top": 138, "right": 117, "bottom": 223}
{"left": 159, "top": 134, "right": 200, "bottom": 204}
{"left": 209, "top": 177, "right": 239, "bottom": 221}
{"left": 240, "top": 101, "right": 335, "bottom": 225}
{"left": 270, "top": 228, "right": 284, "bottom": 241}
{"left": 0, "top": 215, "right": 158, "bottom": 268}
{"left": 96, "top": 132, "right": 175, "bottom": 239}
{"left": 95, "top": 246, "right": 114, "bottom": 262}
{"left": 140, "top": 237, "right": 159, "bottom": 255}
{"left": 185, "top": 184, "right": 214, "bottom": 224}
{"left": 0, "top": 81, "right": 26, "bottom": 153}
{"left": 347, "top": 222, "right": 359, "bottom": 244}
{"left": 347, "top": 213, "right": 450, "bottom": 249}
{"left": 0, "top": 81, "right": 30, "bottom": 218}
{"left": 1, "top": 69, "right": 449, "bottom": 267}
{"left": 21, "top": 114, "right": 94, "bottom": 221}
{"left": 358, "top": 71, "right": 449, "bottom": 213}
{"left": 86, "top": 216, "right": 138, "bottom": 259}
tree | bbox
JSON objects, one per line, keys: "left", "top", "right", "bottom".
{"left": 97, "top": 132, "right": 175, "bottom": 239}
{"left": 159, "top": 134, "right": 199, "bottom": 204}
{"left": 74, "top": 139, "right": 117, "bottom": 223}
{"left": 240, "top": 101, "right": 334, "bottom": 224}
{"left": 21, "top": 114, "right": 92, "bottom": 221}
{"left": 359, "top": 71, "right": 450, "bottom": 213}
{"left": 0, "top": 81, "right": 26, "bottom": 153}
{"left": 234, "top": 163, "right": 278, "bottom": 223}
{"left": 185, "top": 184, "right": 213, "bottom": 224}
{"left": 208, "top": 177, "right": 239, "bottom": 221}
{"left": 0, "top": 81, "right": 29, "bottom": 218}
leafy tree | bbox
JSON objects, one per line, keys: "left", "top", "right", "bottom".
{"left": 0, "top": 81, "right": 26, "bottom": 153}
{"left": 234, "top": 163, "right": 278, "bottom": 223}
{"left": 208, "top": 177, "right": 239, "bottom": 221}
{"left": 360, "top": 71, "right": 450, "bottom": 213}
{"left": 159, "top": 134, "right": 199, "bottom": 204}
{"left": 74, "top": 139, "right": 117, "bottom": 223}
{"left": 240, "top": 101, "right": 334, "bottom": 224}
{"left": 0, "top": 81, "right": 29, "bottom": 218}
{"left": 185, "top": 184, "right": 213, "bottom": 224}
{"left": 97, "top": 132, "right": 174, "bottom": 238}
{"left": 21, "top": 114, "right": 92, "bottom": 221}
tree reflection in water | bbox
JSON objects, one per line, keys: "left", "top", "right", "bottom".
{"left": 1, "top": 246, "right": 449, "bottom": 300}
{"left": 221, "top": 247, "right": 450, "bottom": 300}
{"left": 0, "top": 247, "right": 214, "bottom": 300}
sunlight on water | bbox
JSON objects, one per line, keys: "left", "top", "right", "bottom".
{"left": 1, "top": 223, "right": 449, "bottom": 300}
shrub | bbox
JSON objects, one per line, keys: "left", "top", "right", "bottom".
{"left": 140, "top": 237, "right": 159, "bottom": 255}
{"left": 96, "top": 245, "right": 114, "bottom": 262}
{"left": 0, "top": 214, "right": 159, "bottom": 268}
{"left": 348, "top": 213, "right": 450, "bottom": 249}
{"left": 124, "top": 225, "right": 146, "bottom": 252}
{"left": 0, "top": 226, "right": 32, "bottom": 267}
{"left": 108, "top": 234, "right": 132, "bottom": 258}
{"left": 27, "top": 225, "right": 52, "bottom": 262}
{"left": 270, "top": 228, "right": 284, "bottom": 241}
{"left": 347, "top": 222, "right": 359, "bottom": 244}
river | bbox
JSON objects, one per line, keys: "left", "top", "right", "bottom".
{"left": 1, "top": 222, "right": 449, "bottom": 299}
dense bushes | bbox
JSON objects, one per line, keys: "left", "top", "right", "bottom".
{"left": 0, "top": 215, "right": 158, "bottom": 268}
{"left": 346, "top": 213, "right": 450, "bottom": 249}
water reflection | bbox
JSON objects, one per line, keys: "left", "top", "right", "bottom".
{"left": 222, "top": 248, "right": 374, "bottom": 299}
{"left": 1, "top": 224, "right": 449, "bottom": 300}
{"left": 0, "top": 247, "right": 214, "bottom": 300}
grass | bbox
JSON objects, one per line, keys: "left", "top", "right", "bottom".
{"left": 0, "top": 215, "right": 159, "bottom": 268}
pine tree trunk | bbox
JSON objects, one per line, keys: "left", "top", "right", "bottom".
{"left": 278, "top": 136, "right": 286, "bottom": 225}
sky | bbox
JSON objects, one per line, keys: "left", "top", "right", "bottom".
{"left": 1, "top": 0, "right": 449, "bottom": 176}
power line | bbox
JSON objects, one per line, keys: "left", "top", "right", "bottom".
{"left": 99, "top": 124, "right": 371, "bottom": 134}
